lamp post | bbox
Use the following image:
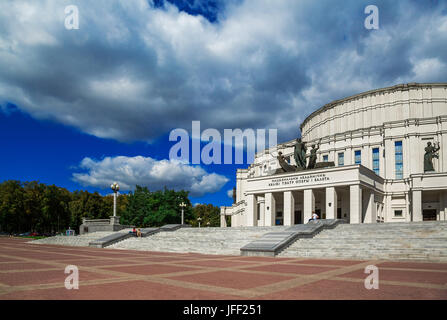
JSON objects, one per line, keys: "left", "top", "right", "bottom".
{"left": 179, "top": 202, "right": 187, "bottom": 225}
{"left": 197, "top": 217, "right": 202, "bottom": 228}
{"left": 110, "top": 182, "right": 120, "bottom": 217}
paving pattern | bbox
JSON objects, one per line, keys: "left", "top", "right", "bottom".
{"left": 0, "top": 237, "right": 446, "bottom": 300}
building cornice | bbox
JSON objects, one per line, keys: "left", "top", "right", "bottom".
{"left": 299, "top": 82, "right": 447, "bottom": 131}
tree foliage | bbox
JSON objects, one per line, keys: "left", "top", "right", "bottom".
{"left": 0, "top": 180, "right": 124, "bottom": 234}
{"left": 121, "top": 186, "right": 193, "bottom": 227}
{"left": 0, "top": 180, "right": 206, "bottom": 233}
{"left": 190, "top": 204, "right": 221, "bottom": 227}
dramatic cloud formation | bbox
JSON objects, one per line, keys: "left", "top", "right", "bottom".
{"left": 1, "top": 0, "right": 446, "bottom": 144}
{"left": 72, "top": 156, "right": 229, "bottom": 197}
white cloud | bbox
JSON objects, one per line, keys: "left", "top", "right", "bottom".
{"left": 72, "top": 155, "right": 229, "bottom": 197}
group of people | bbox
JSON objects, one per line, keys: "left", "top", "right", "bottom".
{"left": 130, "top": 227, "right": 142, "bottom": 237}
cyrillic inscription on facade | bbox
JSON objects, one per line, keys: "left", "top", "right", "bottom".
{"left": 268, "top": 173, "right": 330, "bottom": 187}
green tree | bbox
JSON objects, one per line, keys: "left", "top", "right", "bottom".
{"left": 0, "top": 180, "right": 25, "bottom": 233}
{"left": 121, "top": 186, "right": 193, "bottom": 227}
{"left": 190, "top": 204, "right": 221, "bottom": 227}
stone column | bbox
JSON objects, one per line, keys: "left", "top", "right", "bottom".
{"left": 220, "top": 207, "right": 226, "bottom": 228}
{"left": 326, "top": 187, "right": 337, "bottom": 220}
{"left": 283, "top": 191, "right": 295, "bottom": 226}
{"left": 303, "top": 189, "right": 315, "bottom": 223}
{"left": 265, "top": 193, "right": 276, "bottom": 226}
{"left": 384, "top": 138, "right": 393, "bottom": 179}
{"left": 220, "top": 214, "right": 227, "bottom": 228}
{"left": 350, "top": 185, "right": 362, "bottom": 224}
{"left": 405, "top": 192, "right": 411, "bottom": 222}
{"left": 412, "top": 190, "right": 422, "bottom": 222}
{"left": 259, "top": 200, "right": 265, "bottom": 227}
{"left": 246, "top": 194, "right": 257, "bottom": 226}
{"left": 363, "top": 189, "right": 375, "bottom": 223}
{"left": 443, "top": 191, "right": 447, "bottom": 221}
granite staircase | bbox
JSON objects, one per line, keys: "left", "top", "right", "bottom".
{"left": 278, "top": 221, "right": 447, "bottom": 262}
{"left": 30, "top": 229, "right": 133, "bottom": 247}
{"left": 108, "top": 226, "right": 289, "bottom": 255}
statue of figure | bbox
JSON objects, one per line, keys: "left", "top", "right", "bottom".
{"left": 284, "top": 138, "right": 307, "bottom": 171}
{"left": 424, "top": 142, "right": 440, "bottom": 172}
{"left": 307, "top": 143, "right": 320, "bottom": 169}
{"left": 276, "top": 151, "right": 296, "bottom": 173}
{"left": 294, "top": 138, "right": 307, "bottom": 170}
{"left": 232, "top": 187, "right": 237, "bottom": 204}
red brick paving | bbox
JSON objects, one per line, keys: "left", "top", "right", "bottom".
{"left": 102, "top": 264, "right": 197, "bottom": 276}
{"left": 0, "top": 237, "right": 446, "bottom": 300}
{"left": 241, "top": 263, "right": 338, "bottom": 274}
{"left": 0, "top": 280, "right": 243, "bottom": 300}
{"left": 0, "top": 269, "right": 112, "bottom": 286}
{"left": 167, "top": 270, "right": 295, "bottom": 290}
{"left": 287, "top": 258, "right": 366, "bottom": 266}
{"left": 377, "top": 261, "right": 447, "bottom": 271}
{"left": 256, "top": 279, "right": 447, "bottom": 300}
{"left": 339, "top": 268, "right": 447, "bottom": 285}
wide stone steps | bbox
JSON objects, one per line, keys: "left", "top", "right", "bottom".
{"left": 30, "top": 229, "right": 133, "bottom": 247}
{"left": 279, "top": 221, "right": 447, "bottom": 261}
{"left": 108, "top": 226, "right": 288, "bottom": 255}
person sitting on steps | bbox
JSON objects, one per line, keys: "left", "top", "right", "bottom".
{"left": 308, "top": 211, "right": 319, "bottom": 222}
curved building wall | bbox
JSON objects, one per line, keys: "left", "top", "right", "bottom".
{"left": 223, "top": 83, "right": 447, "bottom": 226}
{"left": 299, "top": 83, "right": 447, "bottom": 179}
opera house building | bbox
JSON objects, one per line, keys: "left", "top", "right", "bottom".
{"left": 221, "top": 83, "right": 447, "bottom": 227}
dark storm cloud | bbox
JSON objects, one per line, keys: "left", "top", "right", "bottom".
{"left": 0, "top": 0, "right": 446, "bottom": 144}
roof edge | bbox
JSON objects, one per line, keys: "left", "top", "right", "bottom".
{"left": 299, "top": 82, "right": 447, "bottom": 131}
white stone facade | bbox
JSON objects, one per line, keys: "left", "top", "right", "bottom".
{"left": 221, "top": 83, "right": 447, "bottom": 226}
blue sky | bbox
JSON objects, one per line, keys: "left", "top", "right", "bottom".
{"left": 0, "top": 0, "right": 446, "bottom": 207}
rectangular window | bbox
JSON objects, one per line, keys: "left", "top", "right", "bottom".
{"left": 395, "top": 141, "right": 403, "bottom": 179}
{"left": 355, "top": 150, "right": 361, "bottom": 165}
{"left": 338, "top": 152, "right": 344, "bottom": 166}
{"left": 323, "top": 155, "right": 328, "bottom": 162}
{"left": 394, "top": 210, "right": 403, "bottom": 217}
{"left": 372, "top": 148, "right": 380, "bottom": 175}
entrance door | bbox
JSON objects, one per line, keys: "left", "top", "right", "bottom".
{"left": 423, "top": 209, "right": 437, "bottom": 221}
{"left": 294, "top": 210, "right": 302, "bottom": 224}
{"left": 275, "top": 211, "right": 283, "bottom": 225}
{"left": 337, "top": 208, "right": 342, "bottom": 219}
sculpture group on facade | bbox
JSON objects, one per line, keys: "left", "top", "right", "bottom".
{"left": 424, "top": 142, "right": 440, "bottom": 172}
{"left": 275, "top": 136, "right": 333, "bottom": 174}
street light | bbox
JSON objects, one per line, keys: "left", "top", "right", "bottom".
{"left": 197, "top": 217, "right": 202, "bottom": 228}
{"left": 179, "top": 202, "right": 187, "bottom": 225}
{"left": 110, "top": 182, "right": 120, "bottom": 217}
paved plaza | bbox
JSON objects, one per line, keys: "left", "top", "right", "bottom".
{"left": 0, "top": 237, "right": 446, "bottom": 300}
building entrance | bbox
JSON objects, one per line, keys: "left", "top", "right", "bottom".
{"left": 423, "top": 209, "right": 437, "bottom": 221}
{"left": 294, "top": 210, "right": 302, "bottom": 224}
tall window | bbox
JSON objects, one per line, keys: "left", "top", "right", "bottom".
{"left": 338, "top": 152, "right": 344, "bottom": 166}
{"left": 372, "top": 148, "right": 380, "bottom": 175}
{"left": 355, "top": 150, "right": 361, "bottom": 165}
{"left": 323, "top": 155, "right": 328, "bottom": 162}
{"left": 395, "top": 141, "right": 403, "bottom": 179}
